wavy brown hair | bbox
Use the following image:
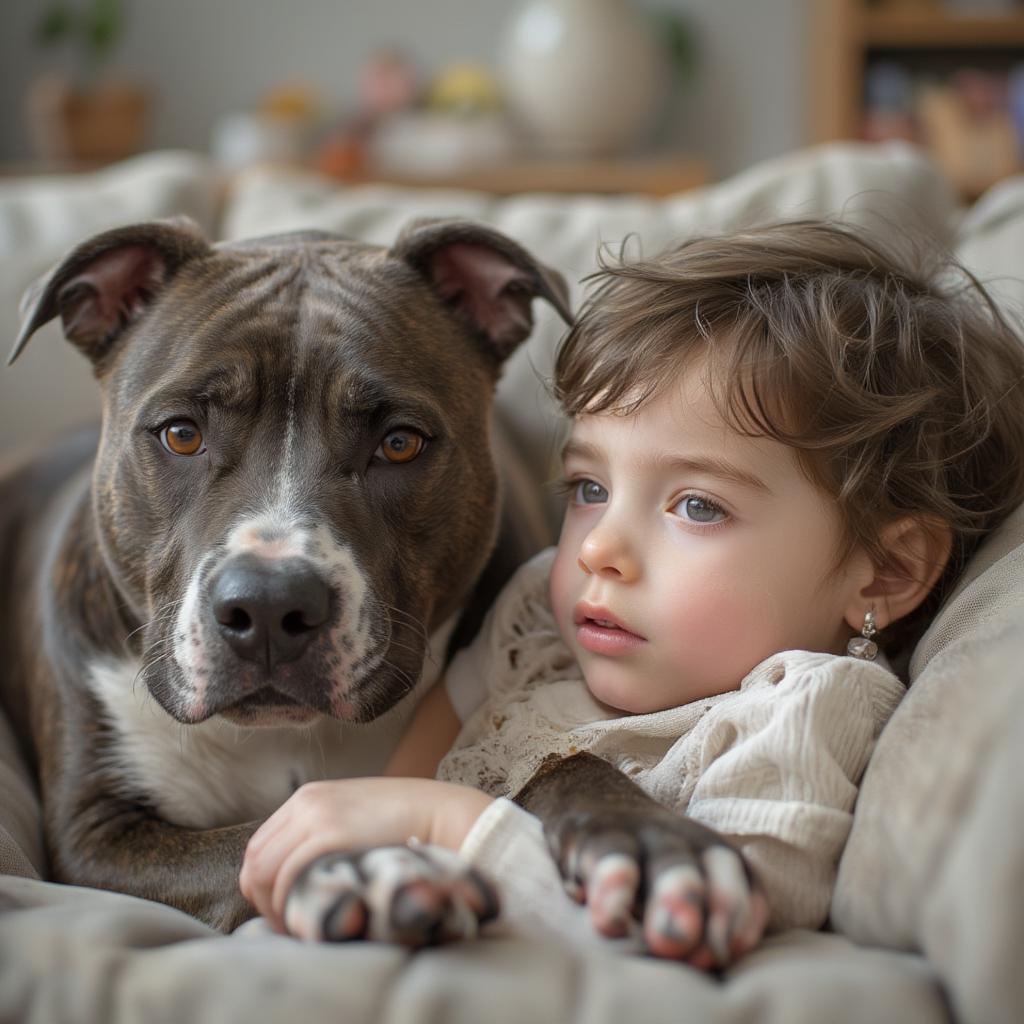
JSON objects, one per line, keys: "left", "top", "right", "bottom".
{"left": 554, "top": 221, "right": 1024, "bottom": 652}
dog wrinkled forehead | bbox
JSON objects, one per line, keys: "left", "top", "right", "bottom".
{"left": 105, "top": 248, "right": 489, "bottom": 422}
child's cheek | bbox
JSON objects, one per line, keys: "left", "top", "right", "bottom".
{"left": 548, "top": 543, "right": 578, "bottom": 648}
{"left": 655, "top": 572, "right": 779, "bottom": 685}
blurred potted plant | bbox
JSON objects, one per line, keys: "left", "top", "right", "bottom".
{"left": 27, "top": 0, "right": 149, "bottom": 163}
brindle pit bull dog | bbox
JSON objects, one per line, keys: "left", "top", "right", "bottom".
{"left": 2, "top": 216, "right": 754, "bottom": 960}
{"left": 0, "top": 216, "right": 568, "bottom": 930}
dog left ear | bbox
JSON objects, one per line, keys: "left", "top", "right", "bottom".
{"left": 9, "top": 216, "right": 210, "bottom": 368}
{"left": 391, "top": 219, "right": 573, "bottom": 362}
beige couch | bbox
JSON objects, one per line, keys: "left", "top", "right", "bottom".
{"left": 1, "top": 143, "right": 1022, "bottom": 1023}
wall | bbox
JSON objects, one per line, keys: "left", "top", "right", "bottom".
{"left": 0, "top": 0, "right": 807, "bottom": 178}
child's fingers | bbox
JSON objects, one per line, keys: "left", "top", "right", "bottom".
{"left": 241, "top": 783, "right": 355, "bottom": 918}
{"left": 241, "top": 813, "right": 321, "bottom": 921}
{"left": 246, "top": 804, "right": 293, "bottom": 855}
{"left": 248, "top": 780, "right": 331, "bottom": 853}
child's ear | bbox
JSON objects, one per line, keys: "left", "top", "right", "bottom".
{"left": 844, "top": 517, "right": 953, "bottom": 631}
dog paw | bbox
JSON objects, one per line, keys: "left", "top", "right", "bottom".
{"left": 558, "top": 818, "right": 769, "bottom": 967}
{"left": 283, "top": 842, "right": 499, "bottom": 947}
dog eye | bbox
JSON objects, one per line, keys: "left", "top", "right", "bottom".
{"left": 375, "top": 429, "right": 426, "bottom": 465}
{"left": 159, "top": 420, "right": 206, "bottom": 457}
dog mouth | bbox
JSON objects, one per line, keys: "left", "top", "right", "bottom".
{"left": 218, "top": 686, "right": 318, "bottom": 726}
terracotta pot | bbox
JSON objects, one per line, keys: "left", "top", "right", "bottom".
{"left": 27, "top": 74, "right": 150, "bottom": 162}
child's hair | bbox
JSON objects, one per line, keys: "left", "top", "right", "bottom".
{"left": 554, "top": 220, "right": 1024, "bottom": 652}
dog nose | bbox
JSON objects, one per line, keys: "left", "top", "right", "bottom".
{"left": 209, "top": 556, "right": 331, "bottom": 669}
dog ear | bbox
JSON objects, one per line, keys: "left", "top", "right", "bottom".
{"left": 9, "top": 216, "right": 211, "bottom": 368}
{"left": 391, "top": 219, "right": 574, "bottom": 362}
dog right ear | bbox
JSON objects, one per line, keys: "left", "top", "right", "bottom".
{"left": 391, "top": 219, "right": 573, "bottom": 364}
{"left": 9, "top": 217, "right": 211, "bottom": 368}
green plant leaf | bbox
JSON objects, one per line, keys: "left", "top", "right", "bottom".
{"left": 87, "top": 0, "right": 123, "bottom": 63}
{"left": 650, "top": 10, "right": 697, "bottom": 86}
{"left": 35, "top": 3, "right": 77, "bottom": 46}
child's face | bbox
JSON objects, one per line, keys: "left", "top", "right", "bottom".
{"left": 549, "top": 360, "right": 872, "bottom": 715}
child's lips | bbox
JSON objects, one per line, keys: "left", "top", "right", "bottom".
{"left": 573, "top": 603, "right": 646, "bottom": 656}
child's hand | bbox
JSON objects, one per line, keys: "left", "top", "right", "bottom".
{"left": 239, "top": 777, "right": 495, "bottom": 936}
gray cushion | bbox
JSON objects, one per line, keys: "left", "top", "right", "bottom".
{"left": 0, "top": 704, "right": 44, "bottom": 879}
{"left": 0, "top": 876, "right": 947, "bottom": 1024}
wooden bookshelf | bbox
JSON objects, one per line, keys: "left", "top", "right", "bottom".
{"left": 810, "top": 0, "right": 1024, "bottom": 196}
{"left": 863, "top": 9, "right": 1024, "bottom": 47}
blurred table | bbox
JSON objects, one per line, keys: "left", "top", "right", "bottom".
{"left": 0, "top": 153, "right": 712, "bottom": 200}
{"left": 323, "top": 154, "right": 711, "bottom": 197}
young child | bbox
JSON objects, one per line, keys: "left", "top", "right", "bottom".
{"left": 240, "top": 221, "right": 1024, "bottom": 966}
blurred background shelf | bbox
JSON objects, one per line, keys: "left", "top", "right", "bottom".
{"left": 864, "top": 9, "right": 1024, "bottom": 46}
{"left": 811, "top": 0, "right": 1024, "bottom": 199}
{"left": 8, "top": 2, "right": 1024, "bottom": 207}
{"left": 324, "top": 155, "right": 710, "bottom": 197}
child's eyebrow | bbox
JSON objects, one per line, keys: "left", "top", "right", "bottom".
{"left": 658, "top": 455, "right": 772, "bottom": 495}
{"left": 560, "top": 438, "right": 602, "bottom": 465}
{"left": 561, "top": 439, "right": 771, "bottom": 494}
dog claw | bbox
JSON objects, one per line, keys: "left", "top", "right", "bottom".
{"left": 322, "top": 892, "right": 369, "bottom": 942}
{"left": 285, "top": 844, "right": 499, "bottom": 948}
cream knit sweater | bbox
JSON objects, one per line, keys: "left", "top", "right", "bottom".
{"left": 441, "top": 549, "right": 905, "bottom": 944}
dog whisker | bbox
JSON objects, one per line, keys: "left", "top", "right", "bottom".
{"left": 382, "top": 603, "right": 431, "bottom": 644}
{"left": 124, "top": 598, "right": 188, "bottom": 644}
{"left": 377, "top": 656, "right": 420, "bottom": 699}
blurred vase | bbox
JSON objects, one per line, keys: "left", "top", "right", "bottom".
{"left": 500, "top": 0, "right": 666, "bottom": 158}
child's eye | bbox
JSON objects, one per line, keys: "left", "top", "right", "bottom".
{"left": 574, "top": 479, "right": 608, "bottom": 505}
{"left": 672, "top": 495, "right": 727, "bottom": 525}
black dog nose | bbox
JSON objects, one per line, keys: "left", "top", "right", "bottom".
{"left": 209, "top": 555, "right": 331, "bottom": 670}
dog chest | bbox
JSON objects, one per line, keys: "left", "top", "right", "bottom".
{"left": 86, "top": 657, "right": 423, "bottom": 829}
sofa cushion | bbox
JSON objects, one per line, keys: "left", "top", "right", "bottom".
{"left": 955, "top": 172, "right": 1024, "bottom": 316}
{"left": 0, "top": 874, "right": 948, "bottom": 1024}
{"left": 0, "top": 707, "right": 44, "bottom": 880}
{"left": 832, "top": 605, "right": 1024, "bottom": 1024}
{"left": 833, "top": 497, "right": 1024, "bottom": 1024}
{"left": 831, "top": 180, "right": 1024, "bottom": 1022}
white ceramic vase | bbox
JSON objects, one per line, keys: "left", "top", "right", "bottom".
{"left": 500, "top": 0, "right": 666, "bottom": 158}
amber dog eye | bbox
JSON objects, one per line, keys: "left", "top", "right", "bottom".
{"left": 376, "top": 429, "right": 426, "bottom": 464}
{"left": 159, "top": 420, "right": 205, "bottom": 457}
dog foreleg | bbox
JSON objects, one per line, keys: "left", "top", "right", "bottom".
{"left": 49, "top": 793, "right": 258, "bottom": 932}
{"left": 514, "top": 751, "right": 767, "bottom": 966}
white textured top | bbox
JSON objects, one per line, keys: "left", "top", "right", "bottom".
{"left": 442, "top": 548, "right": 905, "bottom": 937}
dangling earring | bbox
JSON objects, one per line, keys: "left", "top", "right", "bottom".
{"left": 847, "top": 609, "right": 878, "bottom": 661}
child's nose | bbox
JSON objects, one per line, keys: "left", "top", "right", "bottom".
{"left": 577, "top": 523, "right": 640, "bottom": 582}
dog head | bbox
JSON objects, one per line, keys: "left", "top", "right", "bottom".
{"left": 12, "top": 217, "right": 571, "bottom": 727}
